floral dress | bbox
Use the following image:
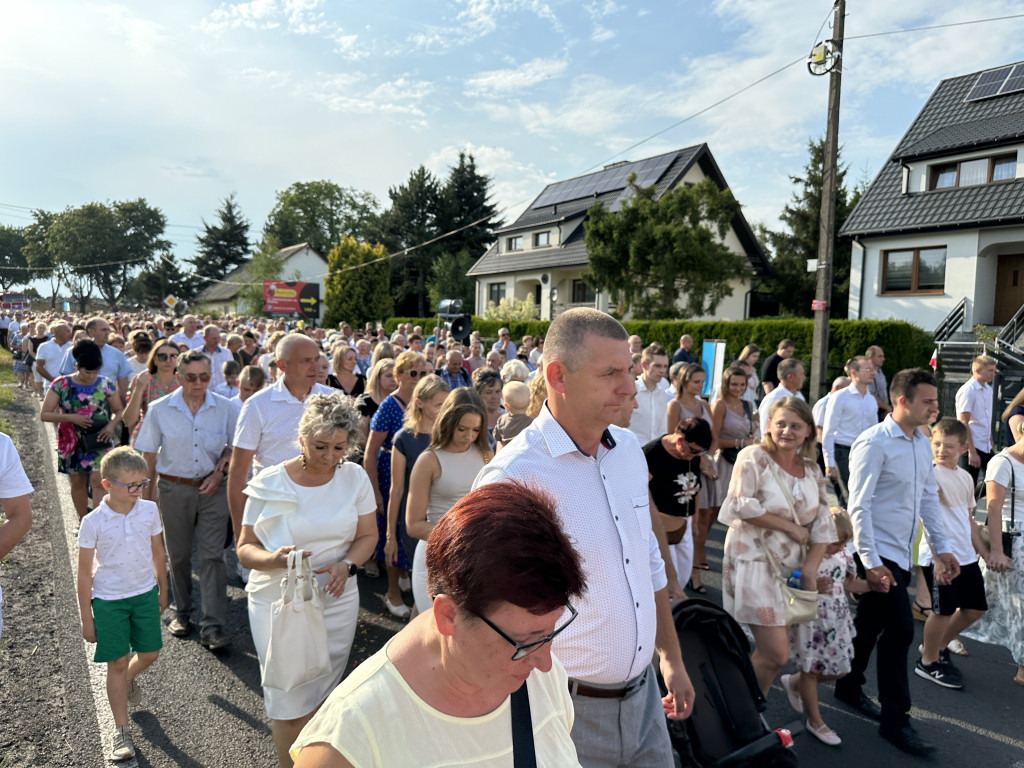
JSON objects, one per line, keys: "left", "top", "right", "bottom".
{"left": 717, "top": 445, "right": 836, "bottom": 626}
{"left": 368, "top": 394, "right": 409, "bottom": 569}
{"left": 789, "top": 548, "right": 856, "bottom": 675}
{"left": 126, "top": 372, "right": 178, "bottom": 445}
{"left": 50, "top": 375, "right": 116, "bottom": 474}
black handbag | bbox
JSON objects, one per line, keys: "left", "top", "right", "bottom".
{"left": 720, "top": 401, "right": 754, "bottom": 465}
{"left": 77, "top": 424, "right": 110, "bottom": 453}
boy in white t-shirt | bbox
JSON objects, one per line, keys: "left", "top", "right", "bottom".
{"left": 77, "top": 447, "right": 167, "bottom": 761}
{"left": 915, "top": 418, "right": 989, "bottom": 691}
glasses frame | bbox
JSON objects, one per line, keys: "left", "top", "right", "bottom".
{"left": 155, "top": 352, "right": 179, "bottom": 362}
{"left": 181, "top": 372, "right": 212, "bottom": 383}
{"left": 473, "top": 602, "right": 579, "bottom": 661}
{"left": 108, "top": 478, "right": 151, "bottom": 493}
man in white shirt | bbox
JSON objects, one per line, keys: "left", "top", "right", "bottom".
{"left": 0, "top": 433, "right": 33, "bottom": 636}
{"left": 822, "top": 356, "right": 879, "bottom": 502}
{"left": 169, "top": 314, "right": 204, "bottom": 350}
{"left": 474, "top": 308, "right": 693, "bottom": 768}
{"left": 7, "top": 311, "right": 22, "bottom": 345}
{"left": 0, "top": 312, "right": 10, "bottom": 350}
{"left": 200, "top": 324, "right": 235, "bottom": 390}
{"left": 955, "top": 355, "right": 997, "bottom": 487}
{"left": 866, "top": 345, "right": 891, "bottom": 417}
{"left": 135, "top": 350, "right": 236, "bottom": 648}
{"left": 228, "top": 334, "right": 333, "bottom": 539}
{"left": 629, "top": 343, "right": 671, "bottom": 445}
{"left": 759, "top": 357, "right": 806, "bottom": 436}
{"left": 35, "top": 322, "right": 72, "bottom": 384}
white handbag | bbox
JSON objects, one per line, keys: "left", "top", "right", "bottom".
{"left": 261, "top": 549, "right": 332, "bottom": 691}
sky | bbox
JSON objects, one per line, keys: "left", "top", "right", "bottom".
{"left": 2, "top": 0, "right": 1024, "bottom": 290}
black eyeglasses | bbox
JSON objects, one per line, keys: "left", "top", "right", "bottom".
{"left": 473, "top": 603, "right": 578, "bottom": 661}
{"left": 108, "top": 478, "right": 151, "bottom": 493}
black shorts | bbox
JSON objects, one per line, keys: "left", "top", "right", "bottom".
{"left": 923, "top": 561, "right": 988, "bottom": 615}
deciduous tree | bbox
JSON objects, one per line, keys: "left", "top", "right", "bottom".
{"left": 324, "top": 236, "right": 392, "bottom": 327}
{"left": 263, "top": 180, "right": 378, "bottom": 256}
{"left": 0, "top": 225, "right": 28, "bottom": 293}
{"left": 584, "top": 176, "right": 748, "bottom": 319}
{"left": 22, "top": 210, "right": 61, "bottom": 307}
{"left": 427, "top": 249, "right": 476, "bottom": 314}
{"left": 234, "top": 235, "right": 285, "bottom": 316}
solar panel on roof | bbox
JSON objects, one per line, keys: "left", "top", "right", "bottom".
{"left": 965, "top": 66, "right": 1014, "bottom": 102}
{"left": 529, "top": 152, "right": 681, "bottom": 210}
{"left": 999, "top": 63, "right": 1024, "bottom": 96}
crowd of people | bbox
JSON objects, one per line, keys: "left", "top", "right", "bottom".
{"left": 0, "top": 305, "right": 1022, "bottom": 765}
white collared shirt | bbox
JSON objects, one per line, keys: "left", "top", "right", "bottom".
{"left": 955, "top": 377, "right": 993, "bottom": 452}
{"left": 77, "top": 498, "right": 162, "bottom": 601}
{"left": 758, "top": 385, "right": 806, "bottom": 436}
{"left": 629, "top": 375, "right": 670, "bottom": 445}
{"left": 233, "top": 378, "right": 334, "bottom": 474}
{"left": 474, "top": 405, "right": 666, "bottom": 685}
{"left": 169, "top": 331, "right": 205, "bottom": 350}
{"left": 135, "top": 389, "right": 237, "bottom": 477}
{"left": 201, "top": 345, "right": 235, "bottom": 389}
{"left": 822, "top": 384, "right": 879, "bottom": 467}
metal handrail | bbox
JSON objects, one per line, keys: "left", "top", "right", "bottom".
{"left": 933, "top": 297, "right": 967, "bottom": 341}
{"left": 996, "top": 300, "right": 1024, "bottom": 353}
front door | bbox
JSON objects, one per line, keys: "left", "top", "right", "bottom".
{"left": 994, "top": 254, "right": 1024, "bottom": 325}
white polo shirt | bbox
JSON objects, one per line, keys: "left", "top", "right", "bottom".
{"left": 77, "top": 498, "right": 162, "bottom": 601}
{"left": 233, "top": 378, "right": 334, "bottom": 475}
{"left": 955, "top": 377, "right": 993, "bottom": 452}
{"left": 474, "top": 405, "right": 666, "bottom": 685}
{"left": 822, "top": 384, "right": 878, "bottom": 467}
{"left": 200, "top": 344, "right": 235, "bottom": 389}
{"left": 35, "top": 338, "right": 72, "bottom": 381}
{"left": 0, "top": 434, "right": 33, "bottom": 627}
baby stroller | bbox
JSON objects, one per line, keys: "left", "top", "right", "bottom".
{"left": 665, "top": 598, "right": 799, "bottom": 768}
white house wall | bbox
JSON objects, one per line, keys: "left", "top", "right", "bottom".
{"left": 906, "top": 144, "right": 1023, "bottom": 192}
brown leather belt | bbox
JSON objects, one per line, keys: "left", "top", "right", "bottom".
{"left": 158, "top": 473, "right": 205, "bottom": 487}
{"left": 569, "top": 670, "right": 648, "bottom": 699}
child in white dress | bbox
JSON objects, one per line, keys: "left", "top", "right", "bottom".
{"left": 781, "top": 510, "right": 868, "bottom": 747}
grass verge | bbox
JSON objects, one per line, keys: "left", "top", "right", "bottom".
{"left": 0, "top": 348, "right": 15, "bottom": 435}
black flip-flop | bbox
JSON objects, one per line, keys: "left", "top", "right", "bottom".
{"left": 694, "top": 562, "right": 711, "bottom": 571}
{"left": 685, "top": 579, "right": 707, "bottom": 595}
{"left": 911, "top": 601, "right": 932, "bottom": 621}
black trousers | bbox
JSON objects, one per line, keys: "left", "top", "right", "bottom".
{"left": 836, "top": 556, "right": 913, "bottom": 728}
{"left": 959, "top": 448, "right": 993, "bottom": 489}
{"left": 833, "top": 443, "right": 852, "bottom": 505}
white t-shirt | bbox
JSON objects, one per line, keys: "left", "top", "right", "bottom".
{"left": 169, "top": 331, "right": 204, "bottom": 350}
{"left": 291, "top": 641, "right": 580, "bottom": 767}
{"left": 0, "top": 434, "right": 34, "bottom": 626}
{"left": 77, "top": 499, "right": 162, "bottom": 601}
{"left": 955, "top": 378, "right": 993, "bottom": 452}
{"left": 918, "top": 464, "right": 976, "bottom": 566}
{"left": 35, "top": 339, "right": 71, "bottom": 381}
{"left": 986, "top": 451, "right": 1024, "bottom": 528}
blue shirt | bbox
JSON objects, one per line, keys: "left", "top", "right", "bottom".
{"left": 437, "top": 367, "right": 472, "bottom": 390}
{"left": 135, "top": 389, "right": 237, "bottom": 478}
{"left": 59, "top": 343, "right": 131, "bottom": 384}
{"left": 848, "top": 416, "right": 951, "bottom": 571}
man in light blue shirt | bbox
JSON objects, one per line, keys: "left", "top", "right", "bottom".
{"left": 58, "top": 317, "right": 131, "bottom": 399}
{"left": 835, "top": 368, "right": 960, "bottom": 757}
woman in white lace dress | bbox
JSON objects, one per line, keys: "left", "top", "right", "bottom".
{"left": 718, "top": 396, "right": 835, "bottom": 695}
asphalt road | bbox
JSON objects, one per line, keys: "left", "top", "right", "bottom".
{"left": 3, "top": 383, "right": 1024, "bottom": 767}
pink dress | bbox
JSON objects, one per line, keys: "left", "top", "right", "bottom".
{"left": 718, "top": 446, "right": 836, "bottom": 626}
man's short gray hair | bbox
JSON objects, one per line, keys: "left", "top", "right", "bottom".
{"left": 544, "top": 308, "right": 627, "bottom": 372}
{"left": 175, "top": 349, "right": 212, "bottom": 373}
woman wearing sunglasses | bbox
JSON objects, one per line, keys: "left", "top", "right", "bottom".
{"left": 363, "top": 351, "right": 429, "bottom": 618}
{"left": 291, "top": 481, "right": 586, "bottom": 768}
{"left": 124, "top": 339, "right": 181, "bottom": 450}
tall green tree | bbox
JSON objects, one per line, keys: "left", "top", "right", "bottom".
{"left": 761, "top": 138, "right": 862, "bottom": 317}
{"left": 189, "top": 193, "right": 251, "bottom": 297}
{"left": 125, "top": 255, "right": 192, "bottom": 309}
{"left": 436, "top": 151, "right": 503, "bottom": 260}
{"left": 263, "top": 180, "right": 378, "bottom": 255}
{"left": 235, "top": 235, "right": 285, "bottom": 315}
{"left": 376, "top": 166, "right": 442, "bottom": 317}
{"left": 22, "top": 210, "right": 61, "bottom": 307}
{"left": 584, "top": 176, "right": 749, "bottom": 319}
{"left": 324, "top": 236, "right": 392, "bottom": 327}
{"left": 0, "top": 225, "right": 28, "bottom": 292}
{"left": 427, "top": 249, "right": 477, "bottom": 314}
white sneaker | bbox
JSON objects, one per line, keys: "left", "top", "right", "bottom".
{"left": 111, "top": 725, "right": 135, "bottom": 761}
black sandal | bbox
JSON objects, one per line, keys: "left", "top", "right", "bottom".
{"left": 911, "top": 601, "right": 932, "bottom": 622}
{"left": 695, "top": 562, "right": 711, "bottom": 571}
{"left": 685, "top": 579, "right": 707, "bottom": 595}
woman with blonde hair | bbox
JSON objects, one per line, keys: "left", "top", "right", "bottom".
{"left": 406, "top": 388, "right": 493, "bottom": 613}
{"left": 527, "top": 369, "right": 548, "bottom": 419}
{"left": 369, "top": 340, "right": 397, "bottom": 369}
{"left": 364, "top": 351, "right": 430, "bottom": 617}
{"left": 718, "top": 396, "right": 834, "bottom": 695}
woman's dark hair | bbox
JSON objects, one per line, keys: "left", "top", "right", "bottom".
{"left": 72, "top": 339, "right": 103, "bottom": 370}
{"left": 472, "top": 368, "right": 502, "bottom": 393}
{"left": 147, "top": 339, "right": 178, "bottom": 375}
{"left": 427, "top": 481, "right": 586, "bottom": 616}
{"left": 675, "top": 417, "right": 712, "bottom": 450}
{"left": 429, "top": 387, "right": 490, "bottom": 454}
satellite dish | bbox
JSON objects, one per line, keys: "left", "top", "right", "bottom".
{"left": 807, "top": 40, "right": 840, "bottom": 76}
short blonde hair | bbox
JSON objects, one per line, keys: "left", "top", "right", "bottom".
{"left": 298, "top": 393, "right": 362, "bottom": 459}
{"left": 100, "top": 446, "right": 147, "bottom": 480}
{"left": 394, "top": 350, "right": 426, "bottom": 378}
{"left": 762, "top": 396, "right": 817, "bottom": 460}
{"left": 502, "top": 381, "right": 530, "bottom": 414}
{"left": 832, "top": 509, "right": 853, "bottom": 546}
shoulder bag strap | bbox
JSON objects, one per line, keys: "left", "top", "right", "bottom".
{"left": 510, "top": 682, "right": 537, "bottom": 768}
{"left": 755, "top": 456, "right": 807, "bottom": 576}
{"left": 1010, "top": 459, "right": 1016, "bottom": 530}
{"left": 741, "top": 400, "right": 754, "bottom": 437}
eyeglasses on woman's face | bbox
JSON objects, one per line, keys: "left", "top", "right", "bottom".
{"left": 473, "top": 603, "right": 579, "bottom": 661}
{"left": 155, "top": 351, "right": 179, "bottom": 362}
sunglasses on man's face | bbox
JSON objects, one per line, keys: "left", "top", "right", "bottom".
{"left": 181, "top": 372, "right": 211, "bottom": 383}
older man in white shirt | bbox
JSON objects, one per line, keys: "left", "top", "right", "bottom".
{"left": 759, "top": 357, "right": 806, "bottom": 436}
{"left": 136, "top": 349, "right": 237, "bottom": 649}
{"left": 169, "top": 314, "right": 204, "bottom": 350}
{"left": 629, "top": 343, "right": 671, "bottom": 445}
{"left": 475, "top": 308, "right": 693, "bottom": 768}
{"left": 822, "top": 357, "right": 879, "bottom": 504}
{"left": 35, "top": 322, "right": 72, "bottom": 385}
{"left": 200, "top": 324, "right": 235, "bottom": 390}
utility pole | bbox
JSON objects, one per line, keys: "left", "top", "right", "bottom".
{"left": 809, "top": 0, "right": 846, "bottom": 402}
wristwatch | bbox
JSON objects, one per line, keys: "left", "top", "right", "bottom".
{"left": 343, "top": 558, "right": 357, "bottom": 577}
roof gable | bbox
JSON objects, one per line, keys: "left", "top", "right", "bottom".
{"left": 197, "top": 242, "right": 326, "bottom": 301}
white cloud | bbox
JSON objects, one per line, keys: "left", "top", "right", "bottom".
{"left": 408, "top": 0, "right": 562, "bottom": 53}
{"left": 464, "top": 57, "right": 568, "bottom": 97}
{"left": 199, "top": 0, "right": 280, "bottom": 32}
{"left": 590, "top": 25, "right": 615, "bottom": 42}
{"left": 306, "top": 74, "right": 434, "bottom": 119}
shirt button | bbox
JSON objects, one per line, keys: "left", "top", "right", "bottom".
{"left": 614, "top": 516, "right": 619, "bottom": 521}
{"left": 625, "top": 558, "right": 629, "bottom": 564}
{"left": 635, "top": 602, "right": 639, "bottom": 608}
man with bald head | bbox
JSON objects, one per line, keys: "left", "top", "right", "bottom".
{"left": 227, "top": 333, "right": 333, "bottom": 538}
{"left": 170, "top": 314, "right": 204, "bottom": 350}
{"left": 35, "top": 322, "right": 73, "bottom": 386}
{"left": 58, "top": 316, "right": 132, "bottom": 398}
{"left": 672, "top": 334, "right": 696, "bottom": 365}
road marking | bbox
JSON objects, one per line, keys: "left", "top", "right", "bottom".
{"left": 42, "top": 421, "right": 140, "bottom": 767}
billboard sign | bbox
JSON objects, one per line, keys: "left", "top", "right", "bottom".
{"left": 1, "top": 292, "right": 27, "bottom": 310}
{"left": 262, "top": 281, "right": 320, "bottom": 319}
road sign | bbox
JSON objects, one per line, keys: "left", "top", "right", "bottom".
{"left": 164, "top": 295, "right": 178, "bottom": 309}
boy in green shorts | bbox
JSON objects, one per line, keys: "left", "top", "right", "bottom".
{"left": 77, "top": 446, "right": 168, "bottom": 761}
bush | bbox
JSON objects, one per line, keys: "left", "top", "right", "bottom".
{"left": 384, "top": 316, "right": 934, "bottom": 387}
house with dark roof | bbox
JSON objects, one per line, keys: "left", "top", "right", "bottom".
{"left": 841, "top": 62, "right": 1024, "bottom": 331}
{"left": 197, "top": 242, "right": 327, "bottom": 321}
{"left": 467, "top": 144, "right": 770, "bottom": 321}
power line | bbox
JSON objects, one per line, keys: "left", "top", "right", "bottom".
{"left": 846, "top": 13, "right": 1024, "bottom": 40}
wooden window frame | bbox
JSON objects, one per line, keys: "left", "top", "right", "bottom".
{"left": 927, "top": 151, "right": 1017, "bottom": 191}
{"left": 880, "top": 246, "right": 947, "bottom": 295}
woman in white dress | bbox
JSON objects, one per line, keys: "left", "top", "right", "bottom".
{"left": 406, "top": 388, "right": 493, "bottom": 612}
{"left": 237, "top": 394, "right": 378, "bottom": 768}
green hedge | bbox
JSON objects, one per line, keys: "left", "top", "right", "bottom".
{"left": 385, "top": 316, "right": 935, "bottom": 386}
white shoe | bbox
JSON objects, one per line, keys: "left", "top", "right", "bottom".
{"left": 781, "top": 674, "right": 803, "bottom": 714}
{"left": 384, "top": 595, "right": 411, "bottom": 619}
{"left": 398, "top": 575, "right": 411, "bottom": 593}
{"left": 807, "top": 721, "right": 841, "bottom": 746}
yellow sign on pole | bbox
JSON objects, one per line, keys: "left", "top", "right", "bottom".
{"left": 164, "top": 295, "right": 178, "bottom": 308}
